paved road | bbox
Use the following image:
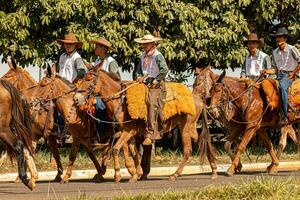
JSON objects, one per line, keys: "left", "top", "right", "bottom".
{"left": 1, "top": 170, "right": 300, "bottom": 200}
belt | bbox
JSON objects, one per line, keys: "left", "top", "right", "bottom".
{"left": 278, "top": 70, "right": 292, "bottom": 74}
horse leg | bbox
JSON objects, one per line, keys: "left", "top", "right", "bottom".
{"left": 258, "top": 130, "right": 279, "bottom": 174}
{"left": 61, "top": 138, "right": 81, "bottom": 183}
{"left": 122, "top": 138, "right": 140, "bottom": 183}
{"left": 224, "top": 130, "right": 243, "bottom": 172}
{"left": 112, "top": 128, "right": 136, "bottom": 182}
{"left": 100, "top": 145, "right": 111, "bottom": 174}
{"left": 286, "top": 125, "right": 298, "bottom": 147}
{"left": 226, "top": 126, "right": 258, "bottom": 176}
{"left": 81, "top": 138, "right": 104, "bottom": 182}
{"left": 169, "top": 120, "right": 192, "bottom": 181}
{"left": 278, "top": 125, "right": 289, "bottom": 159}
{"left": 21, "top": 147, "right": 38, "bottom": 188}
{"left": 0, "top": 130, "right": 33, "bottom": 190}
{"left": 47, "top": 135, "right": 63, "bottom": 182}
{"left": 140, "top": 144, "right": 152, "bottom": 180}
{"left": 129, "top": 138, "right": 142, "bottom": 179}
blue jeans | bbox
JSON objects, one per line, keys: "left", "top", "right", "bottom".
{"left": 277, "top": 72, "right": 292, "bottom": 118}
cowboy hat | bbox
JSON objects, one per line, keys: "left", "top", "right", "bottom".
{"left": 271, "top": 27, "right": 289, "bottom": 37}
{"left": 243, "top": 33, "right": 264, "bottom": 45}
{"left": 57, "top": 33, "right": 83, "bottom": 48}
{"left": 89, "top": 38, "right": 114, "bottom": 50}
{"left": 134, "top": 34, "right": 162, "bottom": 44}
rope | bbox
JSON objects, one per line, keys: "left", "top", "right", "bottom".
{"left": 86, "top": 110, "right": 134, "bottom": 124}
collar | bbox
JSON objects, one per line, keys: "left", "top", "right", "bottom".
{"left": 277, "top": 43, "right": 289, "bottom": 53}
{"left": 248, "top": 49, "right": 260, "bottom": 58}
{"left": 65, "top": 51, "right": 77, "bottom": 58}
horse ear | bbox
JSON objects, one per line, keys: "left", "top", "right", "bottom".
{"left": 204, "top": 64, "right": 211, "bottom": 71}
{"left": 216, "top": 70, "right": 226, "bottom": 83}
{"left": 46, "top": 64, "right": 56, "bottom": 78}
{"left": 7, "top": 57, "right": 17, "bottom": 70}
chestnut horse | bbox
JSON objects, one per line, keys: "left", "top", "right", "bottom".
{"left": 33, "top": 67, "right": 144, "bottom": 183}
{"left": 208, "top": 71, "right": 298, "bottom": 176}
{"left": 75, "top": 69, "right": 218, "bottom": 182}
{"left": 0, "top": 79, "right": 35, "bottom": 190}
{"left": 194, "top": 66, "right": 299, "bottom": 167}
{"left": 1, "top": 62, "right": 59, "bottom": 182}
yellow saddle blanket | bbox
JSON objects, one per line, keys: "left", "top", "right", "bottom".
{"left": 261, "top": 78, "right": 300, "bottom": 110}
{"left": 126, "top": 82, "right": 196, "bottom": 121}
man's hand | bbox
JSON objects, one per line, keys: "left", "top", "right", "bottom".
{"left": 288, "top": 72, "right": 296, "bottom": 80}
{"left": 137, "top": 77, "right": 144, "bottom": 83}
{"left": 261, "top": 69, "right": 276, "bottom": 75}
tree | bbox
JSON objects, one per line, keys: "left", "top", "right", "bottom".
{"left": 0, "top": 0, "right": 299, "bottom": 72}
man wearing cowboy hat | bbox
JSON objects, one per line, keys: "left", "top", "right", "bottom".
{"left": 87, "top": 37, "right": 120, "bottom": 146}
{"left": 86, "top": 37, "right": 120, "bottom": 79}
{"left": 262, "top": 27, "right": 300, "bottom": 125}
{"left": 241, "top": 33, "right": 271, "bottom": 79}
{"left": 57, "top": 32, "right": 87, "bottom": 83}
{"left": 134, "top": 33, "right": 169, "bottom": 146}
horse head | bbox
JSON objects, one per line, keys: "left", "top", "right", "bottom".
{"left": 193, "top": 65, "right": 218, "bottom": 100}
{"left": 209, "top": 70, "right": 226, "bottom": 119}
{"left": 2, "top": 58, "right": 37, "bottom": 90}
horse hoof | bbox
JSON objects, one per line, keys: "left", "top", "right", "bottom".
{"left": 93, "top": 173, "right": 104, "bottom": 182}
{"left": 139, "top": 174, "right": 148, "bottom": 180}
{"left": 14, "top": 176, "right": 21, "bottom": 183}
{"left": 128, "top": 175, "right": 138, "bottom": 183}
{"left": 61, "top": 176, "right": 69, "bottom": 184}
{"left": 211, "top": 173, "right": 218, "bottom": 180}
{"left": 114, "top": 176, "right": 121, "bottom": 183}
{"left": 26, "top": 179, "right": 36, "bottom": 190}
{"left": 169, "top": 175, "right": 177, "bottom": 181}
{"left": 226, "top": 170, "right": 234, "bottom": 177}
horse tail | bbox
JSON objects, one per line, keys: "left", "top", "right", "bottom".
{"left": 198, "top": 104, "right": 217, "bottom": 164}
{"left": 0, "top": 80, "right": 33, "bottom": 155}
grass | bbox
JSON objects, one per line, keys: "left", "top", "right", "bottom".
{"left": 0, "top": 143, "right": 299, "bottom": 173}
{"left": 63, "top": 177, "right": 300, "bottom": 200}
{"left": 114, "top": 177, "right": 300, "bottom": 200}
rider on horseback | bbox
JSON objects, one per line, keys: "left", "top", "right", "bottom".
{"left": 134, "top": 33, "right": 169, "bottom": 145}
{"left": 57, "top": 33, "right": 87, "bottom": 83}
{"left": 262, "top": 27, "right": 300, "bottom": 125}
{"left": 87, "top": 37, "right": 121, "bottom": 146}
{"left": 241, "top": 33, "right": 271, "bottom": 79}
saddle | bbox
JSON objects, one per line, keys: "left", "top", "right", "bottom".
{"left": 126, "top": 82, "right": 196, "bottom": 121}
{"left": 261, "top": 78, "right": 300, "bottom": 110}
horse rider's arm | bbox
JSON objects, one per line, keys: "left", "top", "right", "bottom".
{"left": 74, "top": 57, "right": 87, "bottom": 79}
{"left": 108, "top": 60, "right": 121, "bottom": 80}
{"left": 155, "top": 54, "right": 169, "bottom": 81}
{"left": 290, "top": 46, "right": 300, "bottom": 77}
{"left": 262, "top": 52, "right": 277, "bottom": 75}
{"left": 263, "top": 54, "right": 272, "bottom": 70}
{"left": 135, "top": 60, "right": 144, "bottom": 82}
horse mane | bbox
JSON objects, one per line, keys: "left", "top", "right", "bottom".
{"left": 0, "top": 80, "right": 33, "bottom": 154}
{"left": 19, "top": 68, "right": 37, "bottom": 85}
{"left": 55, "top": 75, "right": 76, "bottom": 89}
{"left": 99, "top": 69, "right": 121, "bottom": 83}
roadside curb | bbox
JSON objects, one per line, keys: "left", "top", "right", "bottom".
{"left": 0, "top": 161, "right": 299, "bottom": 182}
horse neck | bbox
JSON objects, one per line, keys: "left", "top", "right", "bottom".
{"left": 223, "top": 77, "right": 247, "bottom": 101}
{"left": 97, "top": 72, "right": 124, "bottom": 120}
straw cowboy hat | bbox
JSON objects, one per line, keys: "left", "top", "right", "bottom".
{"left": 134, "top": 34, "right": 162, "bottom": 44}
{"left": 57, "top": 33, "right": 83, "bottom": 48}
{"left": 244, "top": 33, "right": 264, "bottom": 45}
{"left": 89, "top": 38, "right": 114, "bottom": 50}
{"left": 271, "top": 27, "right": 289, "bottom": 37}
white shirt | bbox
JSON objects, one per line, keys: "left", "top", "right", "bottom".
{"left": 245, "top": 50, "right": 269, "bottom": 76}
{"left": 93, "top": 56, "right": 116, "bottom": 72}
{"left": 58, "top": 52, "right": 81, "bottom": 82}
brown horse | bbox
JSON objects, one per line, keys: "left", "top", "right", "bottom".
{"left": 0, "top": 79, "right": 35, "bottom": 190}
{"left": 75, "top": 69, "right": 218, "bottom": 182}
{"left": 194, "top": 66, "right": 299, "bottom": 167}
{"left": 1, "top": 62, "right": 58, "bottom": 182}
{"left": 209, "top": 71, "right": 289, "bottom": 176}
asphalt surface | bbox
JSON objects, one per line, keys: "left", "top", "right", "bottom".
{"left": 1, "top": 170, "right": 300, "bottom": 200}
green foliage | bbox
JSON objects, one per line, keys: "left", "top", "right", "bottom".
{"left": 0, "top": 0, "right": 299, "bottom": 71}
